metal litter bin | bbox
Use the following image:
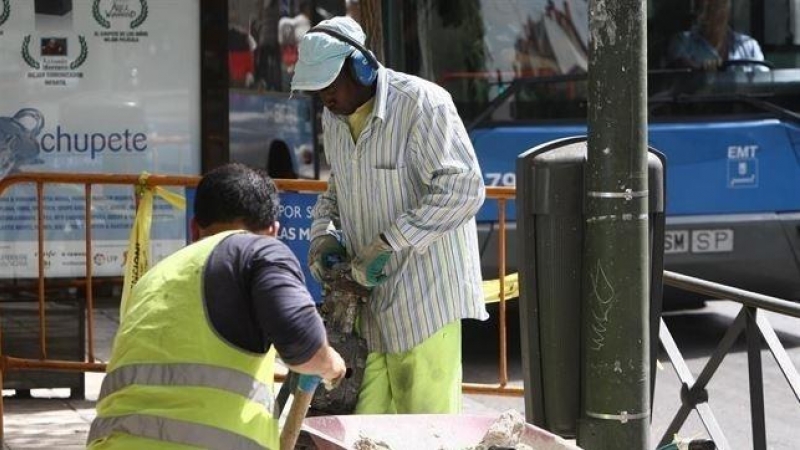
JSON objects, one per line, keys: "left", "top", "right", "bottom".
{"left": 516, "top": 136, "right": 665, "bottom": 437}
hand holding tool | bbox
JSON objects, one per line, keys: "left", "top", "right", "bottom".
{"left": 308, "top": 233, "right": 346, "bottom": 283}
{"left": 351, "top": 233, "right": 393, "bottom": 287}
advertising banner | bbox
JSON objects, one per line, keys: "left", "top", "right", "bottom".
{"left": 0, "top": 0, "right": 201, "bottom": 278}
{"left": 277, "top": 192, "right": 321, "bottom": 302}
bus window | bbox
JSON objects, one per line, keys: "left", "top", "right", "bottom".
{"left": 647, "top": 0, "right": 800, "bottom": 120}
{"left": 658, "top": 0, "right": 768, "bottom": 72}
{"left": 397, "top": 1, "right": 800, "bottom": 301}
{"left": 403, "top": 0, "right": 590, "bottom": 123}
{"left": 401, "top": 1, "right": 800, "bottom": 125}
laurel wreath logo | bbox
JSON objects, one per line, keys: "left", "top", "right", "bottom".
{"left": 70, "top": 36, "right": 89, "bottom": 70}
{"left": 22, "top": 35, "right": 88, "bottom": 71}
{"left": 21, "top": 36, "right": 40, "bottom": 70}
{"left": 131, "top": 0, "right": 148, "bottom": 29}
{"left": 93, "top": 0, "right": 148, "bottom": 30}
{"left": 92, "top": 0, "right": 111, "bottom": 29}
{"left": 0, "top": 0, "right": 10, "bottom": 28}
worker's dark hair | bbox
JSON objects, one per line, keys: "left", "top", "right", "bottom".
{"left": 193, "top": 163, "right": 280, "bottom": 231}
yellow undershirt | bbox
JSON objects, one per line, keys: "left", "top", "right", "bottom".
{"left": 346, "top": 97, "right": 375, "bottom": 142}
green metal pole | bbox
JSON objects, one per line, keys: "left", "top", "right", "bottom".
{"left": 579, "top": 1, "right": 650, "bottom": 449}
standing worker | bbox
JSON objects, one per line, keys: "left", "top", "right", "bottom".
{"left": 86, "top": 163, "right": 346, "bottom": 450}
{"left": 292, "top": 16, "right": 488, "bottom": 414}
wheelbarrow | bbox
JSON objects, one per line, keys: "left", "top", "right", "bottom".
{"left": 300, "top": 413, "right": 582, "bottom": 450}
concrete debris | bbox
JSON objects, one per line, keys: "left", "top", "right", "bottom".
{"left": 467, "top": 409, "right": 533, "bottom": 450}
{"left": 351, "top": 410, "right": 545, "bottom": 450}
{"left": 353, "top": 432, "right": 393, "bottom": 450}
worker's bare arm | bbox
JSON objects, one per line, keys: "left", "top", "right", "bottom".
{"left": 285, "top": 343, "right": 346, "bottom": 382}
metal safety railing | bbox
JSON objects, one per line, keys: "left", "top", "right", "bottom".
{"left": 659, "top": 270, "right": 800, "bottom": 450}
{"left": 462, "top": 186, "right": 522, "bottom": 397}
{"left": 0, "top": 172, "right": 520, "bottom": 440}
{"left": 3, "top": 172, "right": 798, "bottom": 448}
{"left": 0, "top": 172, "right": 200, "bottom": 442}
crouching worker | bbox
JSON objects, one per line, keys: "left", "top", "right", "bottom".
{"left": 87, "top": 163, "right": 346, "bottom": 450}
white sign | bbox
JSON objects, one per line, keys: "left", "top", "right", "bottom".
{"left": 485, "top": 172, "right": 516, "bottom": 187}
{"left": 664, "top": 230, "right": 689, "bottom": 254}
{"left": 691, "top": 229, "right": 734, "bottom": 253}
{"left": 665, "top": 229, "right": 734, "bottom": 254}
{"left": 0, "top": 0, "right": 201, "bottom": 278}
{"left": 0, "top": 239, "right": 180, "bottom": 278}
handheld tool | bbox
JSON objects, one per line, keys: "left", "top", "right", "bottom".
{"left": 279, "top": 374, "right": 321, "bottom": 450}
{"left": 275, "top": 259, "right": 370, "bottom": 421}
{"left": 310, "top": 260, "right": 370, "bottom": 415}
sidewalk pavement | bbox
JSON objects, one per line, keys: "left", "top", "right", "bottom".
{"left": 0, "top": 304, "right": 526, "bottom": 450}
{"left": 1, "top": 378, "right": 523, "bottom": 449}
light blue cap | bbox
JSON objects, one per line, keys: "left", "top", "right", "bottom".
{"left": 291, "top": 16, "right": 366, "bottom": 92}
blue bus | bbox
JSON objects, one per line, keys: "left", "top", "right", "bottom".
{"left": 387, "top": 0, "right": 800, "bottom": 302}
{"left": 218, "top": 0, "right": 800, "bottom": 303}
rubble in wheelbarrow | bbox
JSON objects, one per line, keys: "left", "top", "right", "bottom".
{"left": 353, "top": 432, "right": 393, "bottom": 449}
{"left": 465, "top": 410, "right": 533, "bottom": 450}
{"left": 349, "top": 410, "right": 536, "bottom": 450}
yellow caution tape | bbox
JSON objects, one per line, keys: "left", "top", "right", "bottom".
{"left": 120, "top": 173, "right": 186, "bottom": 315}
{"left": 482, "top": 272, "right": 519, "bottom": 303}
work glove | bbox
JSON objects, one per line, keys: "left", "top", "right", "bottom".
{"left": 351, "top": 233, "right": 394, "bottom": 287}
{"left": 308, "top": 233, "right": 346, "bottom": 283}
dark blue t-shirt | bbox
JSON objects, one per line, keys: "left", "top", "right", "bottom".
{"left": 203, "top": 233, "right": 325, "bottom": 365}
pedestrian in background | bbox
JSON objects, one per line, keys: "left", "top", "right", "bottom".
{"left": 665, "top": 0, "right": 765, "bottom": 71}
{"left": 87, "top": 163, "right": 346, "bottom": 449}
{"left": 292, "top": 16, "right": 488, "bottom": 415}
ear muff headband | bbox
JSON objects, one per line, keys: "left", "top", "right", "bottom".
{"left": 306, "top": 26, "right": 380, "bottom": 69}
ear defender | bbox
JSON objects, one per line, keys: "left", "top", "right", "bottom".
{"left": 305, "top": 26, "right": 380, "bottom": 87}
{"left": 350, "top": 50, "right": 378, "bottom": 86}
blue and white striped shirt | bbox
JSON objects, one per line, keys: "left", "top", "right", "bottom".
{"left": 310, "top": 67, "right": 489, "bottom": 353}
{"left": 666, "top": 27, "right": 766, "bottom": 70}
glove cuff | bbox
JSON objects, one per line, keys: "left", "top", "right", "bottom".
{"left": 380, "top": 226, "right": 409, "bottom": 252}
{"left": 378, "top": 233, "right": 393, "bottom": 250}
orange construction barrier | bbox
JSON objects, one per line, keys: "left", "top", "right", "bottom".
{"left": 0, "top": 172, "right": 520, "bottom": 442}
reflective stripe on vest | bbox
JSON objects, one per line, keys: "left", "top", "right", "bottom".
{"left": 89, "top": 363, "right": 276, "bottom": 449}
{"left": 97, "top": 362, "right": 275, "bottom": 413}
{"left": 89, "top": 414, "right": 266, "bottom": 450}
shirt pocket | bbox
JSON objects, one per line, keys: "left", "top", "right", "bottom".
{"left": 366, "top": 167, "right": 409, "bottom": 218}
{"left": 369, "top": 136, "right": 407, "bottom": 170}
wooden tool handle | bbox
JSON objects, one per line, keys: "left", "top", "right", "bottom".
{"left": 280, "top": 389, "right": 315, "bottom": 450}
{"left": 280, "top": 375, "right": 320, "bottom": 450}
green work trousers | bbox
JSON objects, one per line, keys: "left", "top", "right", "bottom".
{"left": 355, "top": 320, "right": 462, "bottom": 414}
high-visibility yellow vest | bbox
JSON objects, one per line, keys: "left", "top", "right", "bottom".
{"left": 88, "top": 231, "right": 279, "bottom": 450}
